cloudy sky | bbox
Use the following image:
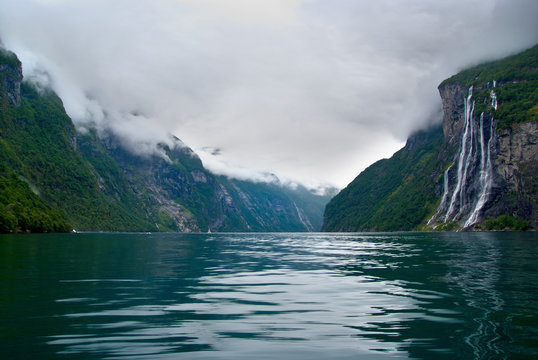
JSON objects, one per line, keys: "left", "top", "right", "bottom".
{"left": 1, "top": 0, "right": 537, "bottom": 189}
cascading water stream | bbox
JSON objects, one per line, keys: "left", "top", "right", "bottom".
{"left": 433, "top": 82, "right": 498, "bottom": 229}
{"left": 480, "top": 113, "right": 487, "bottom": 173}
{"left": 427, "top": 165, "right": 452, "bottom": 225}
{"left": 445, "top": 86, "right": 474, "bottom": 222}
{"left": 490, "top": 90, "right": 498, "bottom": 110}
{"left": 458, "top": 99, "right": 475, "bottom": 216}
{"left": 465, "top": 114, "right": 495, "bottom": 227}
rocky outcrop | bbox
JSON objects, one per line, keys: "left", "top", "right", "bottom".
{"left": 496, "top": 122, "right": 538, "bottom": 191}
{"left": 438, "top": 83, "right": 467, "bottom": 145}
{"left": 0, "top": 49, "right": 22, "bottom": 107}
{"left": 490, "top": 121, "right": 538, "bottom": 227}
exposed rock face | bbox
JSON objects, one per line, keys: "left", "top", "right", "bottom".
{"left": 438, "top": 83, "right": 467, "bottom": 145}
{"left": 0, "top": 50, "right": 22, "bottom": 107}
{"left": 496, "top": 122, "right": 538, "bottom": 191}
{"left": 429, "top": 81, "right": 537, "bottom": 230}
{"left": 491, "top": 122, "right": 538, "bottom": 227}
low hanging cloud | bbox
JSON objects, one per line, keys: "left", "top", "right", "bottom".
{"left": 1, "top": 0, "right": 537, "bottom": 188}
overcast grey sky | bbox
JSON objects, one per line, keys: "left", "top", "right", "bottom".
{"left": 1, "top": 0, "right": 537, "bottom": 189}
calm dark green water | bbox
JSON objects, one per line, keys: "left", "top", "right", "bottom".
{"left": 1, "top": 232, "right": 537, "bottom": 359}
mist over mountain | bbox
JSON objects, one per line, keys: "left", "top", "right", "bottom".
{"left": 1, "top": 0, "right": 537, "bottom": 188}
{"left": 0, "top": 49, "right": 332, "bottom": 233}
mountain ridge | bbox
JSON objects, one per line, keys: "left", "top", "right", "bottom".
{"left": 0, "top": 48, "right": 331, "bottom": 233}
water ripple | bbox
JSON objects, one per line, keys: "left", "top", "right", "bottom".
{"left": 1, "top": 232, "right": 537, "bottom": 359}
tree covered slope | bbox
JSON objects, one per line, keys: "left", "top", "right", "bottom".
{"left": 322, "top": 126, "right": 444, "bottom": 231}
{"left": 1, "top": 48, "right": 330, "bottom": 233}
{"left": 1, "top": 77, "right": 156, "bottom": 232}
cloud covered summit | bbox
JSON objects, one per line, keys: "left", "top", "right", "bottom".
{"left": 1, "top": 0, "right": 537, "bottom": 187}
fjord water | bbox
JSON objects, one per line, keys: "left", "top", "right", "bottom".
{"left": 1, "top": 232, "right": 537, "bottom": 359}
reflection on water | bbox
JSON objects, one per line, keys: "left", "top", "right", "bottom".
{"left": 0, "top": 232, "right": 537, "bottom": 359}
{"left": 442, "top": 233, "right": 504, "bottom": 359}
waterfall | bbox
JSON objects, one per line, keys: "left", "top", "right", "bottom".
{"left": 490, "top": 90, "right": 497, "bottom": 110}
{"left": 480, "top": 113, "right": 487, "bottom": 172}
{"left": 490, "top": 80, "right": 497, "bottom": 111}
{"left": 430, "top": 84, "right": 498, "bottom": 229}
{"left": 445, "top": 86, "right": 474, "bottom": 221}
{"left": 458, "top": 98, "right": 475, "bottom": 215}
{"left": 427, "top": 164, "right": 452, "bottom": 225}
{"left": 465, "top": 115, "right": 495, "bottom": 227}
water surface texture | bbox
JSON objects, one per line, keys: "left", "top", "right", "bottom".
{"left": 1, "top": 232, "right": 537, "bottom": 359}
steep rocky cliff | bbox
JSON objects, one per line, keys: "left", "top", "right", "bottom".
{"left": 428, "top": 45, "right": 537, "bottom": 230}
{"left": 323, "top": 45, "right": 537, "bottom": 231}
{"left": 494, "top": 121, "right": 537, "bottom": 222}
{"left": 0, "top": 49, "right": 22, "bottom": 107}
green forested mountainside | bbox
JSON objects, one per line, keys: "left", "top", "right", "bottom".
{"left": 322, "top": 126, "right": 444, "bottom": 232}
{"left": 441, "top": 45, "right": 537, "bottom": 87}
{"left": 1, "top": 52, "right": 74, "bottom": 232}
{"left": 322, "top": 44, "right": 537, "bottom": 232}
{"left": 96, "top": 135, "right": 332, "bottom": 232}
{"left": 1, "top": 49, "right": 330, "bottom": 233}
{"left": 441, "top": 44, "right": 537, "bottom": 129}
{"left": 0, "top": 174, "right": 72, "bottom": 232}
{"left": 1, "top": 50, "right": 68, "bottom": 232}
{"left": 1, "top": 83, "right": 156, "bottom": 232}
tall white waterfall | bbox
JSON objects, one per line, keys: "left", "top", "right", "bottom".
{"left": 431, "top": 84, "right": 497, "bottom": 229}
{"left": 465, "top": 114, "right": 495, "bottom": 227}
{"left": 490, "top": 80, "right": 498, "bottom": 110}
{"left": 444, "top": 86, "right": 474, "bottom": 222}
{"left": 427, "top": 165, "right": 452, "bottom": 225}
